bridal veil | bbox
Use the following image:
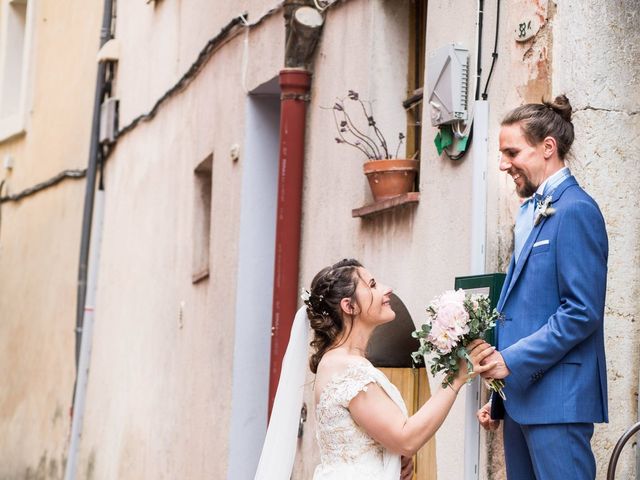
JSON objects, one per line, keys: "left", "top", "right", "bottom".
{"left": 254, "top": 306, "right": 309, "bottom": 479}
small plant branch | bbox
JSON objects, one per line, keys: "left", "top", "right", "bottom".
{"left": 326, "top": 90, "right": 407, "bottom": 161}
{"left": 359, "top": 100, "right": 390, "bottom": 158}
{"left": 340, "top": 108, "right": 382, "bottom": 159}
{"left": 331, "top": 108, "right": 375, "bottom": 158}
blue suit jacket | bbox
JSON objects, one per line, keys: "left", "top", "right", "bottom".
{"left": 492, "top": 176, "right": 609, "bottom": 425}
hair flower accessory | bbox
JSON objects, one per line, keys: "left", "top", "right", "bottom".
{"left": 300, "top": 288, "right": 311, "bottom": 302}
{"left": 534, "top": 195, "right": 556, "bottom": 226}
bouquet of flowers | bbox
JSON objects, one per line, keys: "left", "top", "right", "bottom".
{"left": 411, "top": 289, "right": 506, "bottom": 399}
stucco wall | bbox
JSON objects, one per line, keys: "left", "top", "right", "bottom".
{"left": 296, "top": 3, "right": 417, "bottom": 476}
{"left": 75, "top": 2, "right": 285, "bottom": 478}
{"left": 297, "top": 1, "right": 555, "bottom": 478}
{"left": 553, "top": 1, "right": 640, "bottom": 478}
{"left": 0, "top": 0, "right": 101, "bottom": 477}
{"left": 2, "top": 0, "right": 637, "bottom": 479}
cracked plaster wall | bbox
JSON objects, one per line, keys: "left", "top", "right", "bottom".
{"left": 487, "top": 1, "right": 640, "bottom": 479}
{"left": 553, "top": 1, "right": 640, "bottom": 478}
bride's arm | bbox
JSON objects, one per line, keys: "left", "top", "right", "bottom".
{"left": 349, "top": 340, "right": 496, "bottom": 457}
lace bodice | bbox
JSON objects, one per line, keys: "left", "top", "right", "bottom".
{"left": 313, "top": 360, "right": 407, "bottom": 479}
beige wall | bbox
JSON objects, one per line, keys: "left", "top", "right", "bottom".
{"left": 297, "top": 0, "right": 556, "bottom": 478}
{"left": 75, "top": 2, "right": 284, "bottom": 478}
{"left": 0, "top": 0, "right": 102, "bottom": 477}
{"left": 1, "top": 0, "right": 637, "bottom": 478}
{"left": 553, "top": 1, "right": 640, "bottom": 478}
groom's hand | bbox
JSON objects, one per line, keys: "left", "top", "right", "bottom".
{"left": 480, "top": 349, "right": 510, "bottom": 379}
{"left": 477, "top": 401, "right": 500, "bottom": 431}
{"left": 400, "top": 455, "right": 414, "bottom": 479}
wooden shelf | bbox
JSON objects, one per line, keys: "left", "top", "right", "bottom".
{"left": 352, "top": 192, "right": 420, "bottom": 218}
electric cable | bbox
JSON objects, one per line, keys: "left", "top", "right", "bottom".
{"left": 3, "top": 5, "right": 287, "bottom": 206}
{"left": 116, "top": 15, "right": 247, "bottom": 140}
{"left": 474, "top": 0, "right": 484, "bottom": 101}
{"left": 0, "top": 169, "right": 87, "bottom": 203}
{"left": 444, "top": 123, "right": 474, "bottom": 161}
{"left": 0, "top": 179, "right": 4, "bottom": 237}
{"left": 481, "top": 0, "right": 500, "bottom": 100}
{"left": 447, "top": 0, "right": 484, "bottom": 161}
{"left": 116, "top": 3, "right": 285, "bottom": 142}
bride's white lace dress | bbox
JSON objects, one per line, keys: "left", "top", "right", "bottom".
{"left": 313, "top": 360, "right": 408, "bottom": 479}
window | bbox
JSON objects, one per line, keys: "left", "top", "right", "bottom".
{"left": 0, "top": 0, "right": 34, "bottom": 142}
{"left": 192, "top": 153, "right": 212, "bottom": 283}
{"left": 404, "top": 0, "right": 427, "bottom": 161}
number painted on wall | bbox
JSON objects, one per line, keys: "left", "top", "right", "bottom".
{"left": 514, "top": 17, "right": 541, "bottom": 42}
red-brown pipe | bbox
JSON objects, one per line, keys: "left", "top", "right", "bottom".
{"left": 269, "top": 68, "right": 312, "bottom": 415}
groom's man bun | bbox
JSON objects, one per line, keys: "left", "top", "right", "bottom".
{"left": 502, "top": 94, "right": 575, "bottom": 160}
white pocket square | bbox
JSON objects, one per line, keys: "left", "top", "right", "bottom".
{"left": 533, "top": 239, "right": 550, "bottom": 247}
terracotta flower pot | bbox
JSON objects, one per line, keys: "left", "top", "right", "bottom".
{"left": 363, "top": 159, "right": 419, "bottom": 201}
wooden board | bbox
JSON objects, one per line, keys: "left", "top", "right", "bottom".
{"left": 379, "top": 367, "right": 437, "bottom": 480}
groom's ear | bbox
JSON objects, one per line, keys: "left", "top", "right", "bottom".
{"left": 542, "top": 135, "right": 557, "bottom": 159}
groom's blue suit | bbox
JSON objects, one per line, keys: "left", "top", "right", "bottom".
{"left": 492, "top": 174, "right": 608, "bottom": 479}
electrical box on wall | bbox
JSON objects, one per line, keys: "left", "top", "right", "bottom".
{"left": 99, "top": 97, "right": 118, "bottom": 144}
{"left": 426, "top": 44, "right": 469, "bottom": 126}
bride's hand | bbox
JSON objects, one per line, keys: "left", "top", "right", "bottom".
{"left": 400, "top": 455, "right": 413, "bottom": 480}
{"left": 453, "top": 340, "right": 497, "bottom": 389}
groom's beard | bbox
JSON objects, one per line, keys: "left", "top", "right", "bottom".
{"left": 514, "top": 171, "right": 538, "bottom": 198}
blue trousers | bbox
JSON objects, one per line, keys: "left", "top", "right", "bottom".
{"left": 503, "top": 413, "right": 595, "bottom": 480}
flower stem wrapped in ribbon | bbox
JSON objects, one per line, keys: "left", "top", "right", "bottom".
{"left": 411, "top": 289, "right": 506, "bottom": 400}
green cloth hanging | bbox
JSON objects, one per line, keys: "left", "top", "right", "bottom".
{"left": 434, "top": 125, "right": 453, "bottom": 156}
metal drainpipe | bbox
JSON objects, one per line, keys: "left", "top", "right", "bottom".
{"left": 268, "top": 68, "right": 311, "bottom": 415}
{"left": 74, "top": 0, "right": 112, "bottom": 376}
{"left": 65, "top": 188, "right": 105, "bottom": 480}
{"left": 65, "top": 0, "right": 113, "bottom": 477}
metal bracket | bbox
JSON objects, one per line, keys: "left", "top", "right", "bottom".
{"left": 281, "top": 93, "right": 311, "bottom": 102}
{"left": 297, "top": 402, "right": 308, "bottom": 438}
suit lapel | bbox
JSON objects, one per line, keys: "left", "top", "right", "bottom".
{"left": 499, "top": 176, "right": 578, "bottom": 309}
{"left": 503, "top": 221, "right": 545, "bottom": 298}
{"left": 497, "top": 256, "right": 515, "bottom": 312}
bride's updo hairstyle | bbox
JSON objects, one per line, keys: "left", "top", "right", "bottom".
{"left": 502, "top": 94, "right": 574, "bottom": 160}
{"left": 306, "top": 259, "right": 362, "bottom": 374}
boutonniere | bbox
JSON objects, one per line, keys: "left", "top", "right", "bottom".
{"left": 534, "top": 195, "right": 556, "bottom": 226}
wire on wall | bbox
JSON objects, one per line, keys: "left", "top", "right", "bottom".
{"left": 444, "top": 0, "right": 487, "bottom": 161}
{"left": 116, "top": 3, "right": 284, "bottom": 142}
{"left": 0, "top": 180, "right": 4, "bottom": 237}
{"left": 0, "top": 4, "right": 285, "bottom": 207}
{"left": 0, "top": 170, "right": 87, "bottom": 239}
{"left": 474, "top": 0, "right": 484, "bottom": 102}
{"left": 115, "top": 15, "right": 247, "bottom": 139}
{"left": 0, "top": 169, "right": 87, "bottom": 203}
{"left": 481, "top": 0, "right": 500, "bottom": 100}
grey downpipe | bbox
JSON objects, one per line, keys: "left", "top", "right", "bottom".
{"left": 65, "top": 0, "right": 113, "bottom": 477}
{"left": 64, "top": 189, "right": 105, "bottom": 480}
{"left": 74, "top": 0, "right": 112, "bottom": 376}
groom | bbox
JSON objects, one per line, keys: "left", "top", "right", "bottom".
{"left": 477, "top": 99, "right": 609, "bottom": 479}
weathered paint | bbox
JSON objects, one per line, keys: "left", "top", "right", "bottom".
{"left": 0, "top": 0, "right": 101, "bottom": 477}
{"left": 0, "top": 0, "right": 638, "bottom": 479}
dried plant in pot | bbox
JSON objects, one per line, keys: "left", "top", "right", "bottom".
{"left": 330, "top": 90, "right": 419, "bottom": 202}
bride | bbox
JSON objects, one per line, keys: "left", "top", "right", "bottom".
{"left": 255, "top": 259, "right": 496, "bottom": 479}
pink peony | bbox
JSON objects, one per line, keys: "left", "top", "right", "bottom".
{"left": 434, "top": 290, "right": 469, "bottom": 336}
{"left": 427, "top": 322, "right": 458, "bottom": 354}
